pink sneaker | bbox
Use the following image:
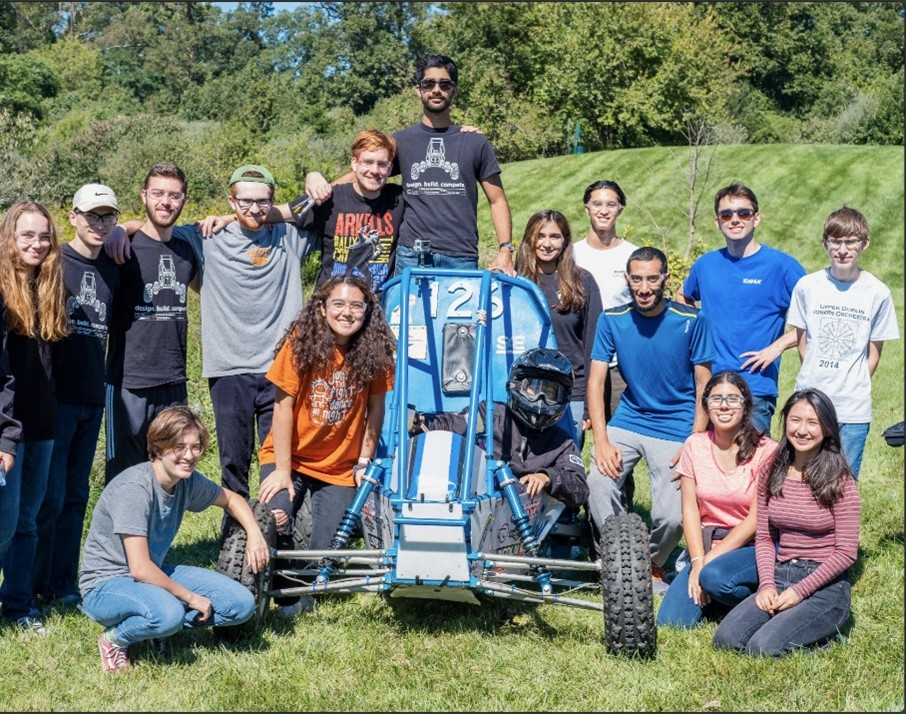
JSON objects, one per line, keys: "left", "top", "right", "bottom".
{"left": 98, "top": 631, "right": 130, "bottom": 674}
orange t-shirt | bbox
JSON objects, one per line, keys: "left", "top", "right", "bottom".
{"left": 258, "top": 342, "right": 393, "bottom": 486}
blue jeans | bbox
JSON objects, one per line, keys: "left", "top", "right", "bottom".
{"left": 34, "top": 402, "right": 104, "bottom": 601}
{"left": 0, "top": 440, "right": 54, "bottom": 620}
{"left": 712, "top": 559, "right": 851, "bottom": 656}
{"left": 749, "top": 395, "right": 777, "bottom": 437}
{"left": 839, "top": 423, "right": 870, "bottom": 478}
{"left": 80, "top": 564, "right": 255, "bottom": 647}
{"left": 393, "top": 245, "right": 478, "bottom": 275}
{"left": 657, "top": 546, "right": 757, "bottom": 628}
{"left": 568, "top": 400, "right": 586, "bottom": 451}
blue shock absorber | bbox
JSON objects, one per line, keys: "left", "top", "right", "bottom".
{"left": 318, "top": 464, "right": 383, "bottom": 581}
{"left": 495, "top": 462, "right": 553, "bottom": 593}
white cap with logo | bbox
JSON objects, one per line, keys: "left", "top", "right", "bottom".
{"left": 72, "top": 183, "right": 119, "bottom": 213}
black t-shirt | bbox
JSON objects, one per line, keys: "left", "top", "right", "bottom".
{"left": 55, "top": 245, "right": 120, "bottom": 404}
{"left": 8, "top": 332, "right": 54, "bottom": 441}
{"left": 291, "top": 183, "right": 403, "bottom": 293}
{"left": 536, "top": 268, "right": 602, "bottom": 402}
{"left": 105, "top": 231, "right": 198, "bottom": 389}
{"left": 392, "top": 123, "right": 501, "bottom": 259}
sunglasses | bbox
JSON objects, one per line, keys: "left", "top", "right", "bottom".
{"left": 417, "top": 79, "right": 456, "bottom": 92}
{"left": 717, "top": 208, "right": 755, "bottom": 222}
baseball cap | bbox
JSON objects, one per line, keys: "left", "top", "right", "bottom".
{"left": 72, "top": 183, "right": 119, "bottom": 213}
{"left": 229, "top": 164, "right": 275, "bottom": 188}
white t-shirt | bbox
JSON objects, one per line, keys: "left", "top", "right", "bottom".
{"left": 573, "top": 237, "right": 638, "bottom": 309}
{"left": 788, "top": 268, "right": 899, "bottom": 422}
{"left": 574, "top": 237, "right": 638, "bottom": 367}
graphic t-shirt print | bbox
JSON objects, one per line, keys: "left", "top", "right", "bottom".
{"left": 308, "top": 369, "right": 358, "bottom": 426}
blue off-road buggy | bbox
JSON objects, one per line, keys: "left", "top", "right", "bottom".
{"left": 217, "top": 267, "right": 657, "bottom": 658}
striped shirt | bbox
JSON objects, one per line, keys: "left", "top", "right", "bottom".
{"left": 755, "top": 474, "right": 860, "bottom": 599}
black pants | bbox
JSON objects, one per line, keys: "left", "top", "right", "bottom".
{"left": 209, "top": 373, "right": 275, "bottom": 499}
{"left": 105, "top": 383, "right": 187, "bottom": 484}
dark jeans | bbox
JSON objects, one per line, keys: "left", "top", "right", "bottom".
{"left": 209, "top": 374, "right": 275, "bottom": 499}
{"left": 749, "top": 395, "right": 777, "bottom": 438}
{"left": 259, "top": 463, "right": 356, "bottom": 605}
{"left": 34, "top": 402, "right": 104, "bottom": 601}
{"left": 712, "top": 558, "right": 852, "bottom": 656}
{"left": 0, "top": 440, "right": 54, "bottom": 620}
{"left": 105, "top": 383, "right": 187, "bottom": 484}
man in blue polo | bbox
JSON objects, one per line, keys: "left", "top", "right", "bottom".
{"left": 586, "top": 246, "right": 714, "bottom": 593}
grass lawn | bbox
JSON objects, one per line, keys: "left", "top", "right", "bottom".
{"left": 0, "top": 143, "right": 901, "bottom": 712}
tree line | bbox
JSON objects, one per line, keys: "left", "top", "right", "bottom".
{"left": 0, "top": 1, "right": 902, "bottom": 214}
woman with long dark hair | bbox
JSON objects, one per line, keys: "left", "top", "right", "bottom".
{"left": 515, "top": 210, "right": 601, "bottom": 447}
{"left": 657, "top": 371, "right": 778, "bottom": 628}
{"left": 713, "top": 388, "right": 860, "bottom": 655}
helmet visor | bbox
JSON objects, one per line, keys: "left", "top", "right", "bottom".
{"left": 515, "top": 377, "right": 567, "bottom": 406}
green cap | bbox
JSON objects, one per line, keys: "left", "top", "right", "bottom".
{"left": 229, "top": 164, "right": 275, "bottom": 188}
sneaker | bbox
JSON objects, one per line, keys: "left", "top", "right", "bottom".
{"left": 279, "top": 596, "right": 316, "bottom": 617}
{"left": 98, "top": 631, "right": 130, "bottom": 674}
{"left": 13, "top": 615, "right": 47, "bottom": 636}
{"left": 56, "top": 593, "right": 82, "bottom": 607}
{"left": 651, "top": 565, "right": 672, "bottom": 596}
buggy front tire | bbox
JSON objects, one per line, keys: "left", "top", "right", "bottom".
{"left": 216, "top": 498, "right": 276, "bottom": 639}
{"left": 599, "top": 512, "right": 656, "bottom": 658}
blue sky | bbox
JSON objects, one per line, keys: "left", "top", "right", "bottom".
{"left": 213, "top": 2, "right": 305, "bottom": 12}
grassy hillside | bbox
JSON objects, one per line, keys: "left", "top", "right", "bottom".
{"left": 482, "top": 144, "right": 904, "bottom": 289}
{"left": 1, "top": 144, "right": 901, "bottom": 711}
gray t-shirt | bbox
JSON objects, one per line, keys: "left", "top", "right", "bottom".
{"left": 78, "top": 462, "right": 220, "bottom": 597}
{"left": 175, "top": 222, "right": 319, "bottom": 377}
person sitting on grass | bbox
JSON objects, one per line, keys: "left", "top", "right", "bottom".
{"left": 78, "top": 406, "right": 270, "bottom": 674}
{"left": 657, "top": 371, "right": 778, "bottom": 629}
{"left": 712, "top": 388, "right": 860, "bottom": 656}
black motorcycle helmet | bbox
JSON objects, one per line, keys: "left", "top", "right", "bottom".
{"left": 506, "top": 347, "right": 574, "bottom": 431}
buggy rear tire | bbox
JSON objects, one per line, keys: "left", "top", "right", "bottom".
{"left": 599, "top": 512, "right": 656, "bottom": 658}
{"left": 215, "top": 498, "right": 276, "bottom": 640}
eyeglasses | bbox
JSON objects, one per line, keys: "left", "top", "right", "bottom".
{"left": 326, "top": 299, "right": 367, "bottom": 315}
{"left": 355, "top": 159, "right": 393, "bottom": 172}
{"left": 627, "top": 274, "right": 665, "bottom": 286}
{"left": 146, "top": 188, "right": 186, "bottom": 202}
{"left": 234, "top": 198, "right": 273, "bottom": 211}
{"left": 717, "top": 208, "right": 755, "bottom": 222}
{"left": 170, "top": 442, "right": 203, "bottom": 457}
{"left": 75, "top": 209, "right": 118, "bottom": 225}
{"left": 705, "top": 395, "right": 745, "bottom": 408}
{"left": 586, "top": 200, "right": 621, "bottom": 211}
{"left": 417, "top": 79, "right": 456, "bottom": 92}
{"left": 16, "top": 232, "right": 52, "bottom": 246}
{"left": 825, "top": 238, "right": 864, "bottom": 249}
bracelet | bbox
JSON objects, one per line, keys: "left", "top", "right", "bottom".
{"left": 690, "top": 555, "right": 705, "bottom": 564}
{"left": 354, "top": 457, "right": 371, "bottom": 471}
{"left": 497, "top": 241, "right": 514, "bottom": 252}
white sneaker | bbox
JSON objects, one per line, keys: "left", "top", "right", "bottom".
{"left": 279, "top": 596, "right": 316, "bottom": 617}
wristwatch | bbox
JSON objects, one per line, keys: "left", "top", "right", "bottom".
{"left": 498, "top": 241, "right": 514, "bottom": 252}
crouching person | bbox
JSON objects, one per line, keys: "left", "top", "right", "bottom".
{"left": 79, "top": 406, "right": 269, "bottom": 674}
{"left": 415, "top": 347, "right": 588, "bottom": 509}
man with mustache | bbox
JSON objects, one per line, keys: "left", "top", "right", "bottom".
{"left": 586, "top": 246, "right": 714, "bottom": 594}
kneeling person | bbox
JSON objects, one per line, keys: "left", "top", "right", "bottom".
{"left": 79, "top": 406, "right": 269, "bottom": 674}
{"left": 415, "top": 348, "right": 588, "bottom": 509}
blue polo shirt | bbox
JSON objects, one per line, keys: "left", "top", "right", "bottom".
{"left": 592, "top": 300, "right": 715, "bottom": 442}
{"left": 682, "top": 245, "right": 805, "bottom": 397}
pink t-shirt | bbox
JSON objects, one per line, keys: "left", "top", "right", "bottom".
{"left": 677, "top": 431, "right": 779, "bottom": 529}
